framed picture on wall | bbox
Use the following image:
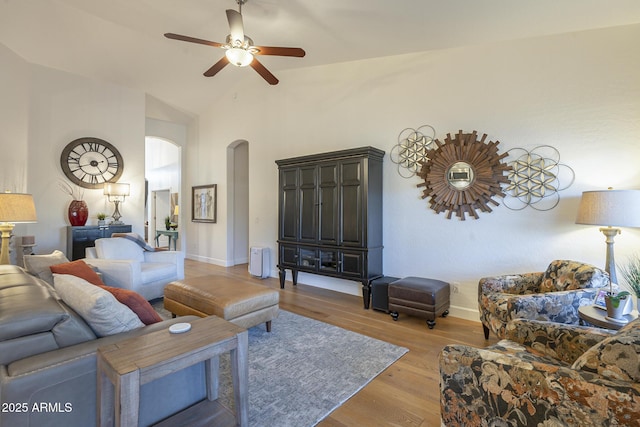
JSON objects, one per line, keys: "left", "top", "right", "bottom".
{"left": 192, "top": 184, "right": 217, "bottom": 223}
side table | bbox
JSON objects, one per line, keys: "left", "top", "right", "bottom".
{"left": 97, "top": 316, "right": 248, "bottom": 427}
{"left": 578, "top": 305, "right": 638, "bottom": 330}
{"left": 155, "top": 229, "right": 178, "bottom": 250}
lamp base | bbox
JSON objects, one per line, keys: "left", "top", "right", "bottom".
{"left": 0, "top": 223, "right": 15, "bottom": 265}
{"left": 109, "top": 220, "right": 125, "bottom": 225}
{"left": 599, "top": 226, "right": 621, "bottom": 284}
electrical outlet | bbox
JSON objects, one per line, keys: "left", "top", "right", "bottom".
{"left": 452, "top": 282, "right": 460, "bottom": 294}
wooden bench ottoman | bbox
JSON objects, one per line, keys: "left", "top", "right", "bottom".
{"left": 163, "top": 276, "right": 279, "bottom": 332}
{"left": 388, "top": 276, "right": 450, "bottom": 329}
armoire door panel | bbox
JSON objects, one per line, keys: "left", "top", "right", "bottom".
{"left": 280, "top": 168, "right": 298, "bottom": 241}
{"left": 340, "top": 161, "right": 363, "bottom": 246}
{"left": 318, "top": 163, "right": 338, "bottom": 244}
{"left": 299, "top": 166, "right": 317, "bottom": 242}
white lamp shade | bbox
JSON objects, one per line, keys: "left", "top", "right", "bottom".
{"left": 225, "top": 48, "right": 253, "bottom": 67}
{"left": 576, "top": 189, "right": 640, "bottom": 227}
{"left": 0, "top": 193, "right": 37, "bottom": 223}
{"left": 103, "top": 183, "right": 130, "bottom": 197}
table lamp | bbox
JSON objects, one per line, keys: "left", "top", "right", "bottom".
{"left": 104, "top": 183, "right": 130, "bottom": 225}
{"left": 576, "top": 188, "right": 640, "bottom": 283}
{"left": 0, "top": 192, "right": 38, "bottom": 265}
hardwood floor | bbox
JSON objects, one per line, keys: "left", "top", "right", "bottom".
{"left": 184, "top": 259, "right": 499, "bottom": 427}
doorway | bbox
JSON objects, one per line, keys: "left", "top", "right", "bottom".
{"left": 151, "top": 189, "right": 171, "bottom": 248}
{"left": 227, "top": 140, "right": 249, "bottom": 265}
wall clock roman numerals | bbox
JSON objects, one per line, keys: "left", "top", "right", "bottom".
{"left": 60, "top": 137, "right": 124, "bottom": 189}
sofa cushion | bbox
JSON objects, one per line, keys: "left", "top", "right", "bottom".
{"left": 23, "top": 250, "right": 70, "bottom": 285}
{"left": 100, "top": 285, "right": 163, "bottom": 325}
{"left": 541, "top": 260, "right": 609, "bottom": 292}
{"left": 572, "top": 318, "right": 640, "bottom": 382}
{"left": 50, "top": 260, "right": 106, "bottom": 287}
{"left": 50, "top": 260, "right": 161, "bottom": 325}
{"left": 95, "top": 238, "right": 145, "bottom": 262}
{"left": 53, "top": 274, "right": 144, "bottom": 337}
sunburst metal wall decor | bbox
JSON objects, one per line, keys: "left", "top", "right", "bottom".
{"left": 417, "top": 130, "right": 512, "bottom": 220}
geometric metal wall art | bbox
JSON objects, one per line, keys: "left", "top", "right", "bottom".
{"left": 417, "top": 130, "right": 512, "bottom": 220}
{"left": 390, "top": 125, "right": 437, "bottom": 178}
{"left": 503, "top": 145, "right": 574, "bottom": 211}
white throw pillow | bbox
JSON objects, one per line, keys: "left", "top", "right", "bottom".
{"left": 53, "top": 274, "right": 144, "bottom": 337}
{"left": 23, "top": 250, "right": 70, "bottom": 285}
{"left": 95, "top": 237, "right": 145, "bottom": 262}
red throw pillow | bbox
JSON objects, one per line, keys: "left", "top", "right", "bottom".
{"left": 50, "top": 260, "right": 162, "bottom": 325}
{"left": 50, "top": 260, "right": 106, "bottom": 287}
{"left": 100, "top": 285, "right": 163, "bottom": 325}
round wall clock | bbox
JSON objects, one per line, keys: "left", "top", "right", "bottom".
{"left": 60, "top": 137, "right": 124, "bottom": 189}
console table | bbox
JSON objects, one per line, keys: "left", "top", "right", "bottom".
{"left": 97, "top": 316, "right": 248, "bottom": 427}
{"left": 67, "top": 225, "right": 131, "bottom": 260}
{"left": 155, "top": 229, "right": 178, "bottom": 250}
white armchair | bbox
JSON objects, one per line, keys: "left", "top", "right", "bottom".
{"left": 84, "top": 237, "right": 184, "bottom": 300}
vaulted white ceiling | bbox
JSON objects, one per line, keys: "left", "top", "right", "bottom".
{"left": 2, "top": 0, "right": 640, "bottom": 114}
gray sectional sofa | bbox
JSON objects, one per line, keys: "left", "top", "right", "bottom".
{"left": 0, "top": 264, "right": 206, "bottom": 427}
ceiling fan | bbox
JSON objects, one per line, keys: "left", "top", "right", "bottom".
{"left": 164, "top": 0, "right": 305, "bottom": 85}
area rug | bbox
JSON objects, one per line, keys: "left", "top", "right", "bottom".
{"left": 152, "top": 302, "right": 408, "bottom": 426}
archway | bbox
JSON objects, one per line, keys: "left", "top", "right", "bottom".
{"left": 226, "top": 140, "right": 249, "bottom": 265}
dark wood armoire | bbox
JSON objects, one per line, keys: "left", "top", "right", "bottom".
{"left": 276, "top": 146, "right": 384, "bottom": 309}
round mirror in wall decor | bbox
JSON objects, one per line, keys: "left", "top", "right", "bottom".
{"left": 417, "top": 130, "right": 512, "bottom": 220}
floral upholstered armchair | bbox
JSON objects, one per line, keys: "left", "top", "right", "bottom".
{"left": 478, "top": 260, "right": 610, "bottom": 339}
{"left": 440, "top": 318, "right": 640, "bottom": 426}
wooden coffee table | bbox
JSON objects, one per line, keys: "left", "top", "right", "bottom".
{"left": 97, "top": 316, "right": 248, "bottom": 427}
{"left": 578, "top": 304, "right": 637, "bottom": 330}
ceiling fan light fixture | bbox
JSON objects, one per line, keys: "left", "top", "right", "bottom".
{"left": 225, "top": 47, "right": 253, "bottom": 67}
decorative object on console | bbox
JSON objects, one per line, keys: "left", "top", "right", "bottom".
{"left": 68, "top": 200, "right": 89, "bottom": 226}
{"left": 164, "top": 0, "right": 305, "bottom": 85}
{"left": 96, "top": 212, "right": 107, "bottom": 226}
{"left": 575, "top": 188, "right": 640, "bottom": 284}
{"left": 104, "top": 182, "right": 130, "bottom": 225}
{"left": 59, "top": 180, "right": 87, "bottom": 226}
{"left": 417, "top": 130, "right": 511, "bottom": 220}
{"left": 60, "top": 137, "right": 124, "bottom": 189}
{"left": 0, "top": 192, "right": 37, "bottom": 265}
{"left": 192, "top": 184, "right": 217, "bottom": 223}
{"left": 390, "top": 125, "right": 436, "bottom": 178}
{"left": 503, "top": 145, "right": 575, "bottom": 211}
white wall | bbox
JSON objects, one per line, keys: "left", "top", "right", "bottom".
{"left": 192, "top": 24, "right": 640, "bottom": 319}
{"left": 0, "top": 44, "right": 147, "bottom": 256}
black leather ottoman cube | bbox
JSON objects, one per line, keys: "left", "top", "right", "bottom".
{"left": 388, "top": 276, "right": 450, "bottom": 329}
{"left": 371, "top": 276, "right": 400, "bottom": 313}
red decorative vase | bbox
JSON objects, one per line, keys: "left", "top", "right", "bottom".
{"left": 68, "top": 200, "right": 88, "bottom": 226}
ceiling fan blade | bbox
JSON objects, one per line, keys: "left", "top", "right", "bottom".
{"left": 204, "top": 56, "right": 230, "bottom": 77}
{"left": 164, "top": 33, "right": 224, "bottom": 48}
{"left": 250, "top": 58, "right": 279, "bottom": 85}
{"left": 253, "top": 46, "right": 306, "bottom": 57}
{"left": 226, "top": 9, "right": 245, "bottom": 44}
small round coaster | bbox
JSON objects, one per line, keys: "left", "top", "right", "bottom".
{"left": 169, "top": 322, "right": 192, "bottom": 334}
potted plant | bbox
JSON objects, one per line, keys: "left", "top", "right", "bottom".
{"left": 619, "top": 253, "right": 640, "bottom": 300}
{"left": 605, "top": 290, "right": 631, "bottom": 319}
{"left": 96, "top": 213, "right": 107, "bottom": 226}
